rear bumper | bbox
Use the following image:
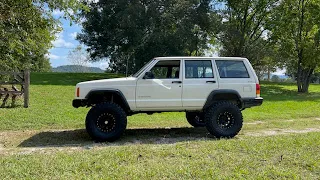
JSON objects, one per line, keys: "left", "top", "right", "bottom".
{"left": 72, "top": 99, "right": 87, "bottom": 108}
{"left": 243, "top": 97, "right": 263, "bottom": 108}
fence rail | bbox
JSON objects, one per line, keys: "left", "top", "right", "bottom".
{"left": 0, "top": 70, "right": 30, "bottom": 108}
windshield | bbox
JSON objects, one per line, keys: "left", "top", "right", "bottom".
{"left": 132, "top": 59, "right": 154, "bottom": 77}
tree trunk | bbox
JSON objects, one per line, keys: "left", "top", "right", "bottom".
{"left": 296, "top": 52, "right": 303, "bottom": 92}
{"left": 296, "top": 0, "right": 305, "bottom": 93}
{"left": 297, "top": 67, "right": 314, "bottom": 93}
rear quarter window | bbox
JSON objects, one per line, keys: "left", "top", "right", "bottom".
{"left": 215, "top": 60, "right": 250, "bottom": 78}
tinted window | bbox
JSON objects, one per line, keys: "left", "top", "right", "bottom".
{"left": 185, "top": 60, "right": 214, "bottom": 78}
{"left": 150, "top": 60, "right": 180, "bottom": 79}
{"left": 216, "top": 60, "right": 249, "bottom": 78}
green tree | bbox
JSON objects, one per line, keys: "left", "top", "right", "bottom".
{"left": 246, "top": 38, "right": 278, "bottom": 81}
{"left": 0, "top": 0, "right": 87, "bottom": 72}
{"left": 216, "top": 0, "right": 277, "bottom": 56}
{"left": 270, "top": 0, "right": 320, "bottom": 92}
{"left": 310, "top": 72, "right": 320, "bottom": 83}
{"left": 78, "top": 0, "right": 214, "bottom": 74}
{"left": 215, "top": 0, "right": 279, "bottom": 76}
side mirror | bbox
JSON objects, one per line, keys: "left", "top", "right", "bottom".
{"left": 143, "top": 71, "right": 154, "bottom": 79}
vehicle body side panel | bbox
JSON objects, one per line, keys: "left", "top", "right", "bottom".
{"left": 75, "top": 77, "right": 137, "bottom": 110}
{"left": 213, "top": 59, "right": 258, "bottom": 99}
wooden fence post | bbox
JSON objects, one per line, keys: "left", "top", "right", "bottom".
{"left": 24, "top": 70, "right": 30, "bottom": 108}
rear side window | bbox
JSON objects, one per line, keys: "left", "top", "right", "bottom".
{"left": 216, "top": 60, "right": 249, "bottom": 78}
{"left": 185, "top": 60, "right": 214, "bottom": 78}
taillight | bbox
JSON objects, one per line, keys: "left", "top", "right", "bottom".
{"left": 256, "top": 84, "right": 260, "bottom": 97}
{"left": 76, "top": 87, "right": 80, "bottom": 97}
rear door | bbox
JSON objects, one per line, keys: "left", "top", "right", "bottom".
{"left": 182, "top": 59, "right": 219, "bottom": 108}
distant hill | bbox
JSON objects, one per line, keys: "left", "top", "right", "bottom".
{"left": 52, "top": 65, "right": 104, "bottom": 73}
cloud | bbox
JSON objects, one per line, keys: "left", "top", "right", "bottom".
{"left": 69, "top": 32, "right": 78, "bottom": 39}
{"left": 273, "top": 68, "right": 286, "bottom": 75}
{"left": 87, "top": 0, "right": 99, "bottom": 3}
{"left": 46, "top": 53, "right": 67, "bottom": 61}
{"left": 99, "top": 62, "right": 109, "bottom": 70}
{"left": 52, "top": 32, "right": 75, "bottom": 48}
{"left": 46, "top": 54, "right": 60, "bottom": 60}
{"left": 52, "top": 10, "right": 64, "bottom": 16}
{"left": 88, "top": 61, "right": 109, "bottom": 70}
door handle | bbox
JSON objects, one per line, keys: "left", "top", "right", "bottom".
{"left": 206, "top": 81, "right": 216, "bottom": 83}
{"left": 172, "top": 81, "right": 182, "bottom": 84}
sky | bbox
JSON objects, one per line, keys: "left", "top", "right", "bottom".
{"left": 47, "top": 11, "right": 109, "bottom": 70}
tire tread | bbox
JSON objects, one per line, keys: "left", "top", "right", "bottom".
{"left": 85, "top": 102, "right": 127, "bottom": 142}
{"left": 204, "top": 101, "right": 243, "bottom": 138}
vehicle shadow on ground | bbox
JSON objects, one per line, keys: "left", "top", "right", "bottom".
{"left": 18, "top": 127, "right": 215, "bottom": 148}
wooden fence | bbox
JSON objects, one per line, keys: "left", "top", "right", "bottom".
{"left": 0, "top": 70, "right": 30, "bottom": 108}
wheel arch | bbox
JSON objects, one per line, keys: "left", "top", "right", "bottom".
{"left": 85, "top": 89, "right": 131, "bottom": 113}
{"left": 203, "top": 90, "right": 243, "bottom": 110}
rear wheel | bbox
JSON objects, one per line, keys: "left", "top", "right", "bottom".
{"left": 186, "top": 112, "right": 205, "bottom": 127}
{"left": 86, "top": 102, "right": 127, "bottom": 142}
{"left": 204, "top": 101, "right": 243, "bottom": 138}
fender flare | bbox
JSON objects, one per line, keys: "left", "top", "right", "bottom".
{"left": 85, "top": 89, "right": 131, "bottom": 112}
{"left": 203, "top": 89, "right": 243, "bottom": 109}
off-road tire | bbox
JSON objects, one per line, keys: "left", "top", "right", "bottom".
{"left": 186, "top": 112, "right": 205, "bottom": 127}
{"left": 86, "top": 102, "right": 127, "bottom": 142}
{"left": 204, "top": 101, "right": 243, "bottom": 138}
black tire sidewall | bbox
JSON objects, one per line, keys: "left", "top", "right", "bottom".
{"left": 205, "top": 102, "right": 243, "bottom": 138}
{"left": 86, "top": 102, "right": 127, "bottom": 142}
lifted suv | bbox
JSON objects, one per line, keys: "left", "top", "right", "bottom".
{"left": 73, "top": 57, "right": 263, "bottom": 141}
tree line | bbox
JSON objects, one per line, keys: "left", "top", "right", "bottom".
{"left": 1, "top": 0, "right": 319, "bottom": 93}
{"left": 0, "top": 0, "right": 87, "bottom": 72}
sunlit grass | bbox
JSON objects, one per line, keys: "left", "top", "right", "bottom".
{"left": 1, "top": 132, "right": 319, "bottom": 179}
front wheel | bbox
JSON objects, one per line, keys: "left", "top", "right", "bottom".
{"left": 86, "top": 102, "right": 127, "bottom": 142}
{"left": 204, "top": 101, "right": 243, "bottom": 138}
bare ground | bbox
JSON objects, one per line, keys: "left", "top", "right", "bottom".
{"left": 1, "top": 124, "right": 320, "bottom": 156}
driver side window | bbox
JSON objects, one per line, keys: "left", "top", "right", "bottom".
{"left": 150, "top": 60, "right": 180, "bottom": 79}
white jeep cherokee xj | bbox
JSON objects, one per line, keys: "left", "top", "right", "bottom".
{"left": 73, "top": 57, "right": 263, "bottom": 142}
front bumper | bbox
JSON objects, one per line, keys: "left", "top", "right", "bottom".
{"left": 72, "top": 99, "right": 87, "bottom": 108}
{"left": 243, "top": 97, "right": 263, "bottom": 108}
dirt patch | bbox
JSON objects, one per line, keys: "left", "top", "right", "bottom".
{"left": 284, "top": 119, "right": 295, "bottom": 122}
{"left": 0, "top": 127, "right": 320, "bottom": 156}
{"left": 244, "top": 121, "right": 265, "bottom": 125}
{"left": 245, "top": 128, "right": 320, "bottom": 137}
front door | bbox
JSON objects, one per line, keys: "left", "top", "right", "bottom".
{"left": 136, "top": 60, "right": 183, "bottom": 109}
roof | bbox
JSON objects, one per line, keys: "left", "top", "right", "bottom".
{"left": 154, "top": 56, "right": 247, "bottom": 60}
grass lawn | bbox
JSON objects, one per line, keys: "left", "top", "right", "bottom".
{"left": 1, "top": 133, "right": 319, "bottom": 179}
{"left": 0, "top": 72, "right": 320, "bottom": 179}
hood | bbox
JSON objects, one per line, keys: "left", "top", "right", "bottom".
{"left": 77, "top": 77, "right": 137, "bottom": 87}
